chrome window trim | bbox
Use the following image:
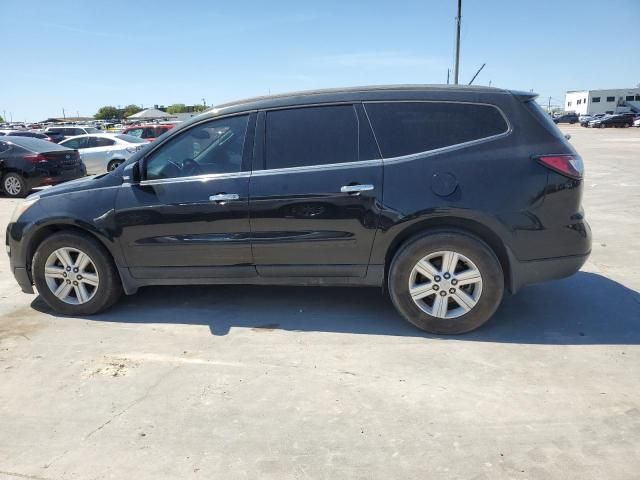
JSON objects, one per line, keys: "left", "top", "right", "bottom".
{"left": 251, "top": 158, "right": 382, "bottom": 177}
{"left": 362, "top": 100, "right": 512, "bottom": 165}
{"left": 139, "top": 171, "right": 250, "bottom": 187}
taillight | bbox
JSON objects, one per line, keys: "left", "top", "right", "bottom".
{"left": 24, "top": 153, "right": 48, "bottom": 163}
{"left": 536, "top": 154, "right": 584, "bottom": 179}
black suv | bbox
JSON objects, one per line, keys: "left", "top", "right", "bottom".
{"left": 552, "top": 112, "right": 579, "bottom": 124}
{"left": 6, "top": 85, "right": 591, "bottom": 334}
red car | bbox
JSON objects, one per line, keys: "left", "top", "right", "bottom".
{"left": 121, "top": 124, "right": 175, "bottom": 142}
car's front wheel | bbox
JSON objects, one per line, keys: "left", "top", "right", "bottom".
{"left": 388, "top": 231, "right": 504, "bottom": 334}
{"left": 32, "top": 232, "right": 122, "bottom": 315}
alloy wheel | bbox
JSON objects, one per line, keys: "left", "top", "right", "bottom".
{"left": 408, "top": 250, "right": 483, "bottom": 319}
{"left": 4, "top": 176, "right": 21, "bottom": 196}
{"left": 44, "top": 247, "right": 100, "bottom": 305}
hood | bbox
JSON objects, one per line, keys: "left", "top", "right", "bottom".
{"left": 35, "top": 173, "right": 121, "bottom": 199}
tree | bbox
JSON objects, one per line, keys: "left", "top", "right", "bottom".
{"left": 0, "top": 115, "right": 4, "bottom": 123}
{"left": 123, "top": 104, "right": 142, "bottom": 118}
{"left": 192, "top": 104, "right": 207, "bottom": 112}
{"left": 94, "top": 106, "right": 122, "bottom": 120}
{"left": 166, "top": 103, "right": 187, "bottom": 114}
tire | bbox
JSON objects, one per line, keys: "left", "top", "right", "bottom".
{"left": 600, "top": 123, "right": 606, "bottom": 128}
{"left": 3, "top": 172, "right": 28, "bottom": 198}
{"left": 388, "top": 231, "right": 504, "bottom": 334}
{"left": 32, "top": 231, "right": 122, "bottom": 315}
{"left": 107, "top": 159, "right": 124, "bottom": 172}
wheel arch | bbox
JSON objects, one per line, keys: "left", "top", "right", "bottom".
{"left": 383, "top": 216, "right": 512, "bottom": 291}
{"left": 25, "top": 223, "right": 121, "bottom": 280}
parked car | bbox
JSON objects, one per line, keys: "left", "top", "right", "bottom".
{"left": 0, "top": 130, "right": 55, "bottom": 141}
{"left": 5, "top": 85, "right": 591, "bottom": 334}
{"left": 633, "top": 118, "right": 640, "bottom": 127}
{"left": 44, "top": 126, "right": 101, "bottom": 142}
{"left": 0, "top": 136, "right": 85, "bottom": 198}
{"left": 579, "top": 113, "right": 605, "bottom": 127}
{"left": 122, "top": 124, "right": 175, "bottom": 142}
{"left": 589, "top": 114, "right": 635, "bottom": 128}
{"left": 59, "top": 133, "right": 148, "bottom": 174}
{"left": 552, "top": 112, "right": 579, "bottom": 124}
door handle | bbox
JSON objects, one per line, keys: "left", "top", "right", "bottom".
{"left": 209, "top": 193, "right": 239, "bottom": 203}
{"left": 340, "top": 184, "right": 374, "bottom": 195}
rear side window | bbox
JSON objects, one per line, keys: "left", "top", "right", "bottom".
{"left": 365, "top": 102, "right": 508, "bottom": 158}
{"left": 91, "top": 137, "right": 116, "bottom": 147}
{"left": 266, "top": 105, "right": 358, "bottom": 169}
{"left": 126, "top": 128, "right": 143, "bottom": 138}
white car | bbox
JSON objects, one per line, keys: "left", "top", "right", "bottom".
{"left": 634, "top": 118, "right": 640, "bottom": 128}
{"left": 59, "top": 133, "right": 147, "bottom": 174}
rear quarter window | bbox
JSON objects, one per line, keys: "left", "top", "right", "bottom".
{"left": 365, "top": 101, "right": 508, "bottom": 158}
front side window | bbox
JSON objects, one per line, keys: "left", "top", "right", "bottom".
{"left": 144, "top": 115, "right": 249, "bottom": 180}
{"left": 365, "top": 101, "right": 508, "bottom": 158}
{"left": 142, "top": 128, "right": 156, "bottom": 139}
{"left": 61, "top": 137, "right": 89, "bottom": 149}
{"left": 265, "top": 105, "right": 358, "bottom": 169}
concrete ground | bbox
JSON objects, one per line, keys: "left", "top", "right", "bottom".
{"left": 0, "top": 125, "right": 639, "bottom": 480}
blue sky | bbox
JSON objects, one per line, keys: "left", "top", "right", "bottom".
{"left": 1, "top": 0, "right": 639, "bottom": 121}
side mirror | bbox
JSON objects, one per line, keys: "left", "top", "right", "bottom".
{"left": 122, "top": 161, "right": 141, "bottom": 184}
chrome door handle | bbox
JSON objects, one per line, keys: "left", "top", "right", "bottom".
{"left": 340, "top": 184, "right": 374, "bottom": 195}
{"left": 209, "top": 193, "right": 239, "bottom": 203}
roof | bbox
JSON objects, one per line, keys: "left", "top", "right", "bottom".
{"left": 210, "top": 84, "right": 506, "bottom": 113}
{"left": 127, "top": 108, "right": 176, "bottom": 119}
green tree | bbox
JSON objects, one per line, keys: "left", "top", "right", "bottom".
{"left": 166, "top": 103, "right": 187, "bottom": 114}
{"left": 192, "top": 104, "right": 207, "bottom": 112}
{"left": 123, "top": 104, "right": 142, "bottom": 118}
{"left": 0, "top": 115, "right": 4, "bottom": 123}
{"left": 94, "top": 106, "right": 122, "bottom": 120}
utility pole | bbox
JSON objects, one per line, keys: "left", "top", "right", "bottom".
{"left": 446, "top": 68, "right": 450, "bottom": 85}
{"left": 202, "top": 98, "right": 206, "bottom": 107}
{"left": 62, "top": 107, "right": 66, "bottom": 119}
{"left": 453, "top": 0, "right": 462, "bottom": 84}
{"left": 548, "top": 96, "right": 552, "bottom": 113}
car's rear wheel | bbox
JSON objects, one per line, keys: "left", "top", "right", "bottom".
{"left": 3, "top": 173, "right": 27, "bottom": 198}
{"left": 107, "top": 159, "right": 124, "bottom": 172}
{"left": 32, "top": 232, "right": 122, "bottom": 315}
{"left": 388, "top": 231, "right": 504, "bottom": 334}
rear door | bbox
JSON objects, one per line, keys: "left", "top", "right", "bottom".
{"left": 81, "top": 136, "right": 117, "bottom": 173}
{"left": 249, "top": 104, "right": 382, "bottom": 278}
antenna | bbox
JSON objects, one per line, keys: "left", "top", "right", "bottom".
{"left": 468, "top": 63, "right": 486, "bottom": 85}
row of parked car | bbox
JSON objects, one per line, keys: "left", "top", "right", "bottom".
{"left": 552, "top": 111, "right": 640, "bottom": 128}
{"left": 0, "top": 124, "right": 176, "bottom": 198}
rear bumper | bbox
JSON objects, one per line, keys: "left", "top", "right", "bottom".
{"left": 509, "top": 251, "right": 590, "bottom": 293}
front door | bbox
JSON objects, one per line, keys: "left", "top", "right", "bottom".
{"left": 115, "top": 113, "right": 256, "bottom": 279}
{"left": 249, "top": 104, "right": 383, "bottom": 277}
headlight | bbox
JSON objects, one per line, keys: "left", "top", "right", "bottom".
{"left": 10, "top": 196, "right": 40, "bottom": 223}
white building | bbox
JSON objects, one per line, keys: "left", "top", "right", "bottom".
{"left": 565, "top": 88, "right": 640, "bottom": 115}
